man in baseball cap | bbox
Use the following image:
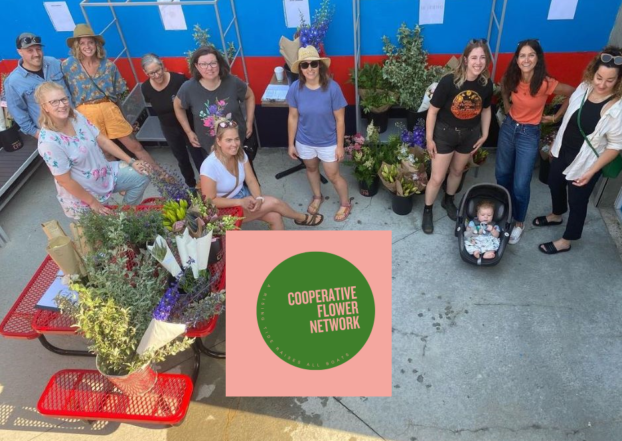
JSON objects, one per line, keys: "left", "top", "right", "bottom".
{"left": 5, "top": 32, "right": 72, "bottom": 139}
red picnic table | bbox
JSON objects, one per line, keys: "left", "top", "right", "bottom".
{"left": 0, "top": 202, "right": 241, "bottom": 425}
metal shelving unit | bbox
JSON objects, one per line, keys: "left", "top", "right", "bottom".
{"left": 80, "top": 0, "right": 249, "bottom": 85}
{"left": 487, "top": 0, "right": 508, "bottom": 81}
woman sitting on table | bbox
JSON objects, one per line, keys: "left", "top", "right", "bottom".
{"left": 174, "top": 46, "right": 255, "bottom": 152}
{"left": 61, "top": 24, "right": 155, "bottom": 166}
{"left": 35, "top": 82, "right": 151, "bottom": 219}
{"left": 534, "top": 47, "right": 622, "bottom": 254}
{"left": 141, "top": 53, "right": 206, "bottom": 188}
{"left": 200, "top": 119, "right": 323, "bottom": 229}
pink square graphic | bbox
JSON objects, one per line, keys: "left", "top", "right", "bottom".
{"left": 226, "top": 230, "right": 392, "bottom": 397}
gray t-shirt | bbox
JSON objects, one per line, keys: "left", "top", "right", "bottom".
{"left": 176, "top": 75, "right": 247, "bottom": 150}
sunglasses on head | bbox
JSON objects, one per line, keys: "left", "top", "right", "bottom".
{"left": 518, "top": 38, "right": 539, "bottom": 46}
{"left": 18, "top": 35, "right": 42, "bottom": 49}
{"left": 300, "top": 61, "right": 320, "bottom": 70}
{"left": 600, "top": 53, "right": 622, "bottom": 66}
{"left": 218, "top": 120, "right": 238, "bottom": 129}
{"left": 470, "top": 38, "right": 488, "bottom": 45}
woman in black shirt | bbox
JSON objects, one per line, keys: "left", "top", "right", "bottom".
{"left": 422, "top": 39, "right": 494, "bottom": 234}
{"left": 141, "top": 53, "right": 206, "bottom": 187}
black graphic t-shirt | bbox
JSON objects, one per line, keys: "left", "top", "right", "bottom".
{"left": 430, "top": 74, "right": 493, "bottom": 129}
{"left": 141, "top": 72, "right": 188, "bottom": 128}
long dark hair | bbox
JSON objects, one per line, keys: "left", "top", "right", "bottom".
{"left": 298, "top": 62, "right": 330, "bottom": 91}
{"left": 501, "top": 39, "right": 551, "bottom": 100}
{"left": 582, "top": 46, "right": 622, "bottom": 98}
{"left": 189, "top": 46, "right": 230, "bottom": 81}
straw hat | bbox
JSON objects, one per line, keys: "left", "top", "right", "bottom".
{"left": 66, "top": 24, "right": 105, "bottom": 48}
{"left": 290, "top": 45, "right": 330, "bottom": 73}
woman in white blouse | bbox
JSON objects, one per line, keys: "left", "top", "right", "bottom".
{"left": 533, "top": 47, "right": 622, "bottom": 254}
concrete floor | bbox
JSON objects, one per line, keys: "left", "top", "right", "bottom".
{"left": 1, "top": 145, "right": 622, "bottom": 441}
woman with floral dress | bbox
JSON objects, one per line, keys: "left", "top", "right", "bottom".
{"left": 62, "top": 24, "right": 155, "bottom": 165}
{"left": 35, "top": 81, "right": 150, "bottom": 219}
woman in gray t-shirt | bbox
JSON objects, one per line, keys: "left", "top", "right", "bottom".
{"left": 174, "top": 46, "right": 255, "bottom": 151}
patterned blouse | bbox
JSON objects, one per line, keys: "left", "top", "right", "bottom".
{"left": 61, "top": 57, "right": 127, "bottom": 105}
{"left": 38, "top": 111, "right": 119, "bottom": 218}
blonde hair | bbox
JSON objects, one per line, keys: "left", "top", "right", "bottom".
{"left": 35, "top": 82, "right": 76, "bottom": 131}
{"left": 452, "top": 40, "right": 493, "bottom": 89}
{"left": 70, "top": 37, "right": 106, "bottom": 61}
{"left": 213, "top": 123, "right": 245, "bottom": 162}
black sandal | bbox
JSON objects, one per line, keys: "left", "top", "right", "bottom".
{"left": 538, "top": 242, "right": 571, "bottom": 255}
{"left": 294, "top": 213, "right": 324, "bottom": 227}
{"left": 532, "top": 216, "right": 563, "bottom": 227}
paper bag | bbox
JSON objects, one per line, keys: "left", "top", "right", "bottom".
{"left": 279, "top": 36, "right": 300, "bottom": 69}
{"left": 46, "top": 236, "right": 86, "bottom": 276}
{"left": 42, "top": 220, "right": 67, "bottom": 240}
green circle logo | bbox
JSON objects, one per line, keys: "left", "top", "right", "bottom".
{"left": 257, "top": 252, "right": 375, "bottom": 370}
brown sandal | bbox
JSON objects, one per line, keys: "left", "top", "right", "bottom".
{"left": 307, "top": 195, "right": 324, "bottom": 215}
{"left": 334, "top": 198, "right": 354, "bottom": 222}
{"left": 294, "top": 213, "right": 324, "bottom": 227}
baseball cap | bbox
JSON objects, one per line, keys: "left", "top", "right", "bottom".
{"left": 16, "top": 33, "right": 44, "bottom": 49}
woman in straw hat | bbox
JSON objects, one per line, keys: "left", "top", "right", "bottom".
{"left": 61, "top": 24, "right": 155, "bottom": 166}
{"left": 35, "top": 81, "right": 150, "bottom": 219}
{"left": 287, "top": 45, "right": 352, "bottom": 222}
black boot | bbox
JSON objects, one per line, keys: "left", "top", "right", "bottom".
{"left": 441, "top": 193, "right": 458, "bottom": 221}
{"left": 422, "top": 205, "right": 434, "bottom": 234}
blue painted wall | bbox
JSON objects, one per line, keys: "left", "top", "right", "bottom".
{"left": 1, "top": 0, "right": 620, "bottom": 61}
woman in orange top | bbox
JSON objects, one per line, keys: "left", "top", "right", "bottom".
{"left": 495, "top": 39, "right": 574, "bottom": 244}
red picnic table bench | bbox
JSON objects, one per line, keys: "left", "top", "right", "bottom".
{"left": 0, "top": 201, "right": 241, "bottom": 425}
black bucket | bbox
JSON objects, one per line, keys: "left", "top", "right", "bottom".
{"left": 0, "top": 125, "right": 24, "bottom": 153}
{"left": 284, "top": 63, "right": 299, "bottom": 85}
{"left": 208, "top": 236, "right": 224, "bottom": 265}
{"left": 391, "top": 193, "right": 414, "bottom": 215}
{"left": 358, "top": 177, "right": 380, "bottom": 197}
{"left": 406, "top": 110, "right": 427, "bottom": 131}
{"left": 364, "top": 110, "right": 389, "bottom": 133}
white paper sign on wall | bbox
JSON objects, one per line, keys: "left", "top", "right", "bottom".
{"left": 419, "top": 0, "right": 445, "bottom": 25}
{"left": 44, "top": 2, "right": 76, "bottom": 32}
{"left": 158, "top": 0, "right": 187, "bottom": 31}
{"left": 284, "top": 0, "right": 311, "bottom": 28}
{"left": 548, "top": 0, "right": 579, "bottom": 20}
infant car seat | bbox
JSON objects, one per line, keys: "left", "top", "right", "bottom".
{"left": 454, "top": 183, "right": 513, "bottom": 266}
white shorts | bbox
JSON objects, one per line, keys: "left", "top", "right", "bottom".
{"left": 295, "top": 141, "right": 337, "bottom": 163}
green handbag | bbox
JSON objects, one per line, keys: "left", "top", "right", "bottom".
{"left": 578, "top": 91, "right": 622, "bottom": 179}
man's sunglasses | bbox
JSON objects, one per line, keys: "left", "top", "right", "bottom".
{"left": 18, "top": 36, "right": 42, "bottom": 48}
{"left": 218, "top": 120, "right": 238, "bottom": 128}
{"left": 300, "top": 61, "right": 320, "bottom": 70}
{"left": 601, "top": 53, "right": 622, "bottom": 66}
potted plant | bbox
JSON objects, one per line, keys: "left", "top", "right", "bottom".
{"left": 382, "top": 23, "right": 445, "bottom": 130}
{"left": 345, "top": 130, "right": 379, "bottom": 196}
{"left": 56, "top": 246, "right": 193, "bottom": 395}
{"left": 360, "top": 89, "right": 396, "bottom": 133}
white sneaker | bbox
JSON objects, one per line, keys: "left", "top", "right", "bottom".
{"left": 509, "top": 226, "right": 524, "bottom": 245}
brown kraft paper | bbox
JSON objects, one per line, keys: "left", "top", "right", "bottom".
{"left": 46, "top": 236, "right": 86, "bottom": 276}
{"left": 41, "top": 220, "right": 67, "bottom": 240}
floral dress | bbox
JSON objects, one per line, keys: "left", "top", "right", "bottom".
{"left": 38, "top": 112, "right": 119, "bottom": 218}
{"left": 61, "top": 57, "right": 127, "bottom": 105}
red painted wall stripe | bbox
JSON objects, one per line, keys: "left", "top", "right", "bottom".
{"left": 1, "top": 52, "right": 597, "bottom": 105}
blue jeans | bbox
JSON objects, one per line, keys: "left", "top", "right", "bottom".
{"left": 231, "top": 185, "right": 250, "bottom": 199}
{"left": 495, "top": 115, "right": 540, "bottom": 223}
{"left": 113, "top": 163, "right": 150, "bottom": 205}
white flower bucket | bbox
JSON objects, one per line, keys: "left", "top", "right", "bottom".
{"left": 96, "top": 356, "right": 158, "bottom": 396}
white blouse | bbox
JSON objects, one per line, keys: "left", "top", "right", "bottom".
{"left": 551, "top": 81, "right": 622, "bottom": 180}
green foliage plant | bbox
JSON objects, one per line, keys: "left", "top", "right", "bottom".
{"left": 56, "top": 247, "right": 193, "bottom": 376}
{"left": 382, "top": 23, "right": 445, "bottom": 111}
